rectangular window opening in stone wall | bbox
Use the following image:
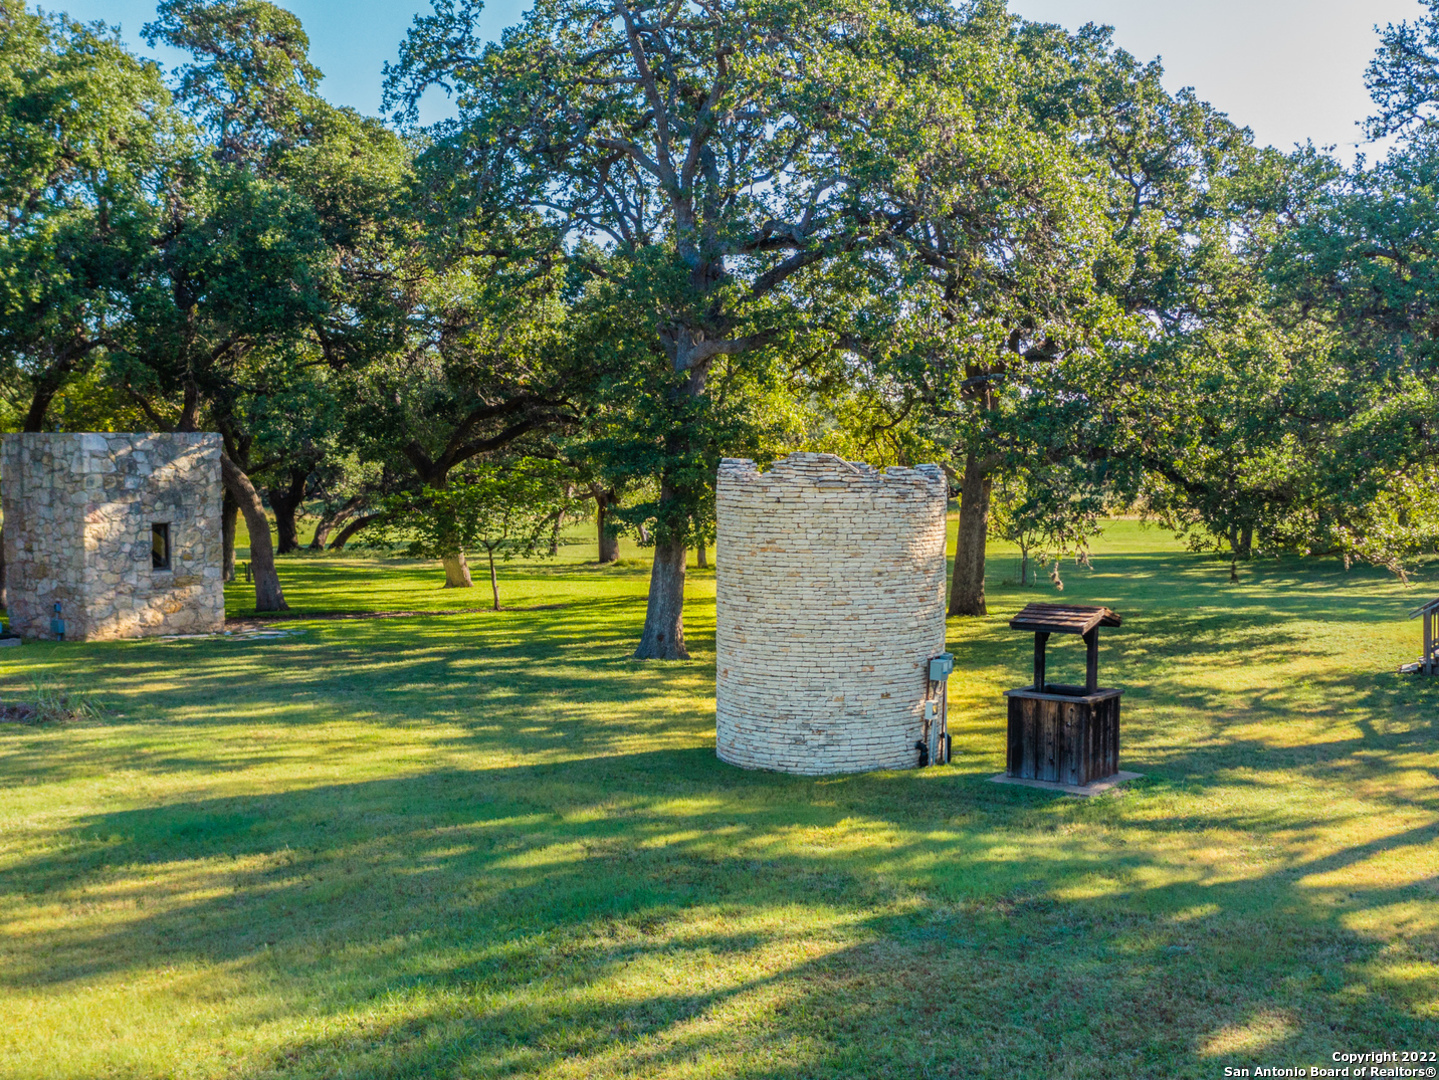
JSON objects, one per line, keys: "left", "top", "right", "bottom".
{"left": 152, "top": 523, "right": 171, "bottom": 571}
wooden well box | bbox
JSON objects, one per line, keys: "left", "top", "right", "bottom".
{"left": 1005, "top": 687, "right": 1120, "bottom": 785}
{"left": 1004, "top": 603, "right": 1123, "bottom": 787}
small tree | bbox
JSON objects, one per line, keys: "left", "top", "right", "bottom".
{"left": 378, "top": 461, "right": 569, "bottom": 609}
{"left": 990, "top": 462, "right": 1107, "bottom": 590}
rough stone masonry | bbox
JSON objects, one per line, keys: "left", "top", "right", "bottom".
{"left": 715, "top": 452, "right": 949, "bottom": 775}
{"left": 1, "top": 433, "right": 225, "bottom": 640}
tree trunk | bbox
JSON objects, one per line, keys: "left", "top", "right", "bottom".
{"left": 267, "top": 468, "right": 308, "bottom": 555}
{"left": 696, "top": 540, "right": 708, "bottom": 568}
{"left": 0, "top": 527, "right": 6, "bottom": 611}
{"left": 595, "top": 488, "right": 619, "bottom": 563}
{"left": 486, "top": 546, "right": 500, "bottom": 609}
{"left": 23, "top": 387, "right": 59, "bottom": 433}
{"left": 329, "top": 513, "right": 381, "bottom": 550}
{"left": 220, "top": 453, "right": 288, "bottom": 611}
{"left": 1227, "top": 525, "right": 1254, "bottom": 581}
{"left": 441, "top": 551, "right": 473, "bottom": 588}
{"left": 309, "top": 496, "right": 361, "bottom": 550}
{"left": 222, "top": 492, "right": 238, "bottom": 582}
{"left": 948, "top": 452, "right": 993, "bottom": 617}
{"left": 21, "top": 353, "right": 82, "bottom": 432}
{"left": 634, "top": 362, "right": 705, "bottom": 659}
{"left": 272, "top": 504, "right": 299, "bottom": 555}
{"left": 634, "top": 537, "right": 689, "bottom": 659}
{"left": 1020, "top": 546, "right": 1029, "bottom": 587}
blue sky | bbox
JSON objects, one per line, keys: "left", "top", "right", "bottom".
{"left": 54, "top": 0, "right": 1426, "bottom": 156}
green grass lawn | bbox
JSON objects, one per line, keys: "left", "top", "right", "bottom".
{"left": 0, "top": 520, "right": 1435, "bottom": 1079}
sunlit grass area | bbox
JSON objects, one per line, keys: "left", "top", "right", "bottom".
{"left": 0, "top": 518, "right": 1435, "bottom": 1078}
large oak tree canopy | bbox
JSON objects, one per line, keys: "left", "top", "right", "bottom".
{"left": 98, "top": 0, "right": 418, "bottom": 611}
{"left": 0, "top": 1, "right": 176, "bottom": 434}
{"left": 387, "top": 0, "right": 985, "bottom": 655}
{"left": 386, "top": 0, "right": 975, "bottom": 365}
{"left": 5, "top": 0, "right": 1436, "bottom": 647}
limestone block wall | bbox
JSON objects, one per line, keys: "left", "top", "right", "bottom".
{"left": 2, "top": 433, "right": 225, "bottom": 640}
{"left": 715, "top": 452, "right": 949, "bottom": 775}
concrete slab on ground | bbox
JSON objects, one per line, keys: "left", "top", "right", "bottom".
{"left": 987, "top": 771, "right": 1144, "bottom": 797}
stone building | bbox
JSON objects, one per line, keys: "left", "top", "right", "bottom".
{"left": 715, "top": 452, "right": 949, "bottom": 775}
{"left": 1, "top": 433, "right": 225, "bottom": 640}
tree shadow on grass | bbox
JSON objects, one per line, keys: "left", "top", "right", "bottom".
{"left": 4, "top": 544, "right": 1436, "bottom": 1074}
{"left": 4, "top": 584, "right": 1430, "bottom": 805}
{"left": 0, "top": 594, "right": 722, "bottom": 778}
{"left": 981, "top": 549, "right": 1430, "bottom": 626}
{"left": 249, "top": 544, "right": 1422, "bottom": 631}
{"left": 2, "top": 747, "right": 1434, "bottom": 1078}
{"left": 229, "top": 553, "right": 669, "bottom": 619}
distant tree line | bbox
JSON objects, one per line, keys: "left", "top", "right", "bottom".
{"left": 2, "top": 0, "right": 1436, "bottom": 656}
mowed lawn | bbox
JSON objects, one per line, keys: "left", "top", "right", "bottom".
{"left": 0, "top": 520, "right": 1435, "bottom": 1079}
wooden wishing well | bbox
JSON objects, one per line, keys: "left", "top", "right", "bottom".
{"left": 1004, "top": 603, "right": 1123, "bottom": 787}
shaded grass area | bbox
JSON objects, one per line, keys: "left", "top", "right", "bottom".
{"left": 224, "top": 519, "right": 659, "bottom": 619}
{"left": 0, "top": 520, "right": 1435, "bottom": 1078}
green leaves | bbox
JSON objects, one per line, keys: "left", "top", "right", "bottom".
{"left": 991, "top": 459, "right": 1108, "bottom": 590}
{"left": 1364, "top": 0, "right": 1439, "bottom": 139}
{"left": 0, "top": 1, "right": 179, "bottom": 430}
{"left": 3, "top": 0, "right": 1432, "bottom": 601}
{"left": 376, "top": 459, "right": 571, "bottom": 560}
{"left": 144, "top": 0, "right": 322, "bottom": 164}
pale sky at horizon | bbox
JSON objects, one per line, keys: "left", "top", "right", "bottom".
{"left": 52, "top": 0, "right": 1428, "bottom": 159}
{"left": 1009, "top": 0, "right": 1425, "bottom": 158}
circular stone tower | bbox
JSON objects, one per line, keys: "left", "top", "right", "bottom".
{"left": 715, "top": 452, "right": 949, "bottom": 775}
